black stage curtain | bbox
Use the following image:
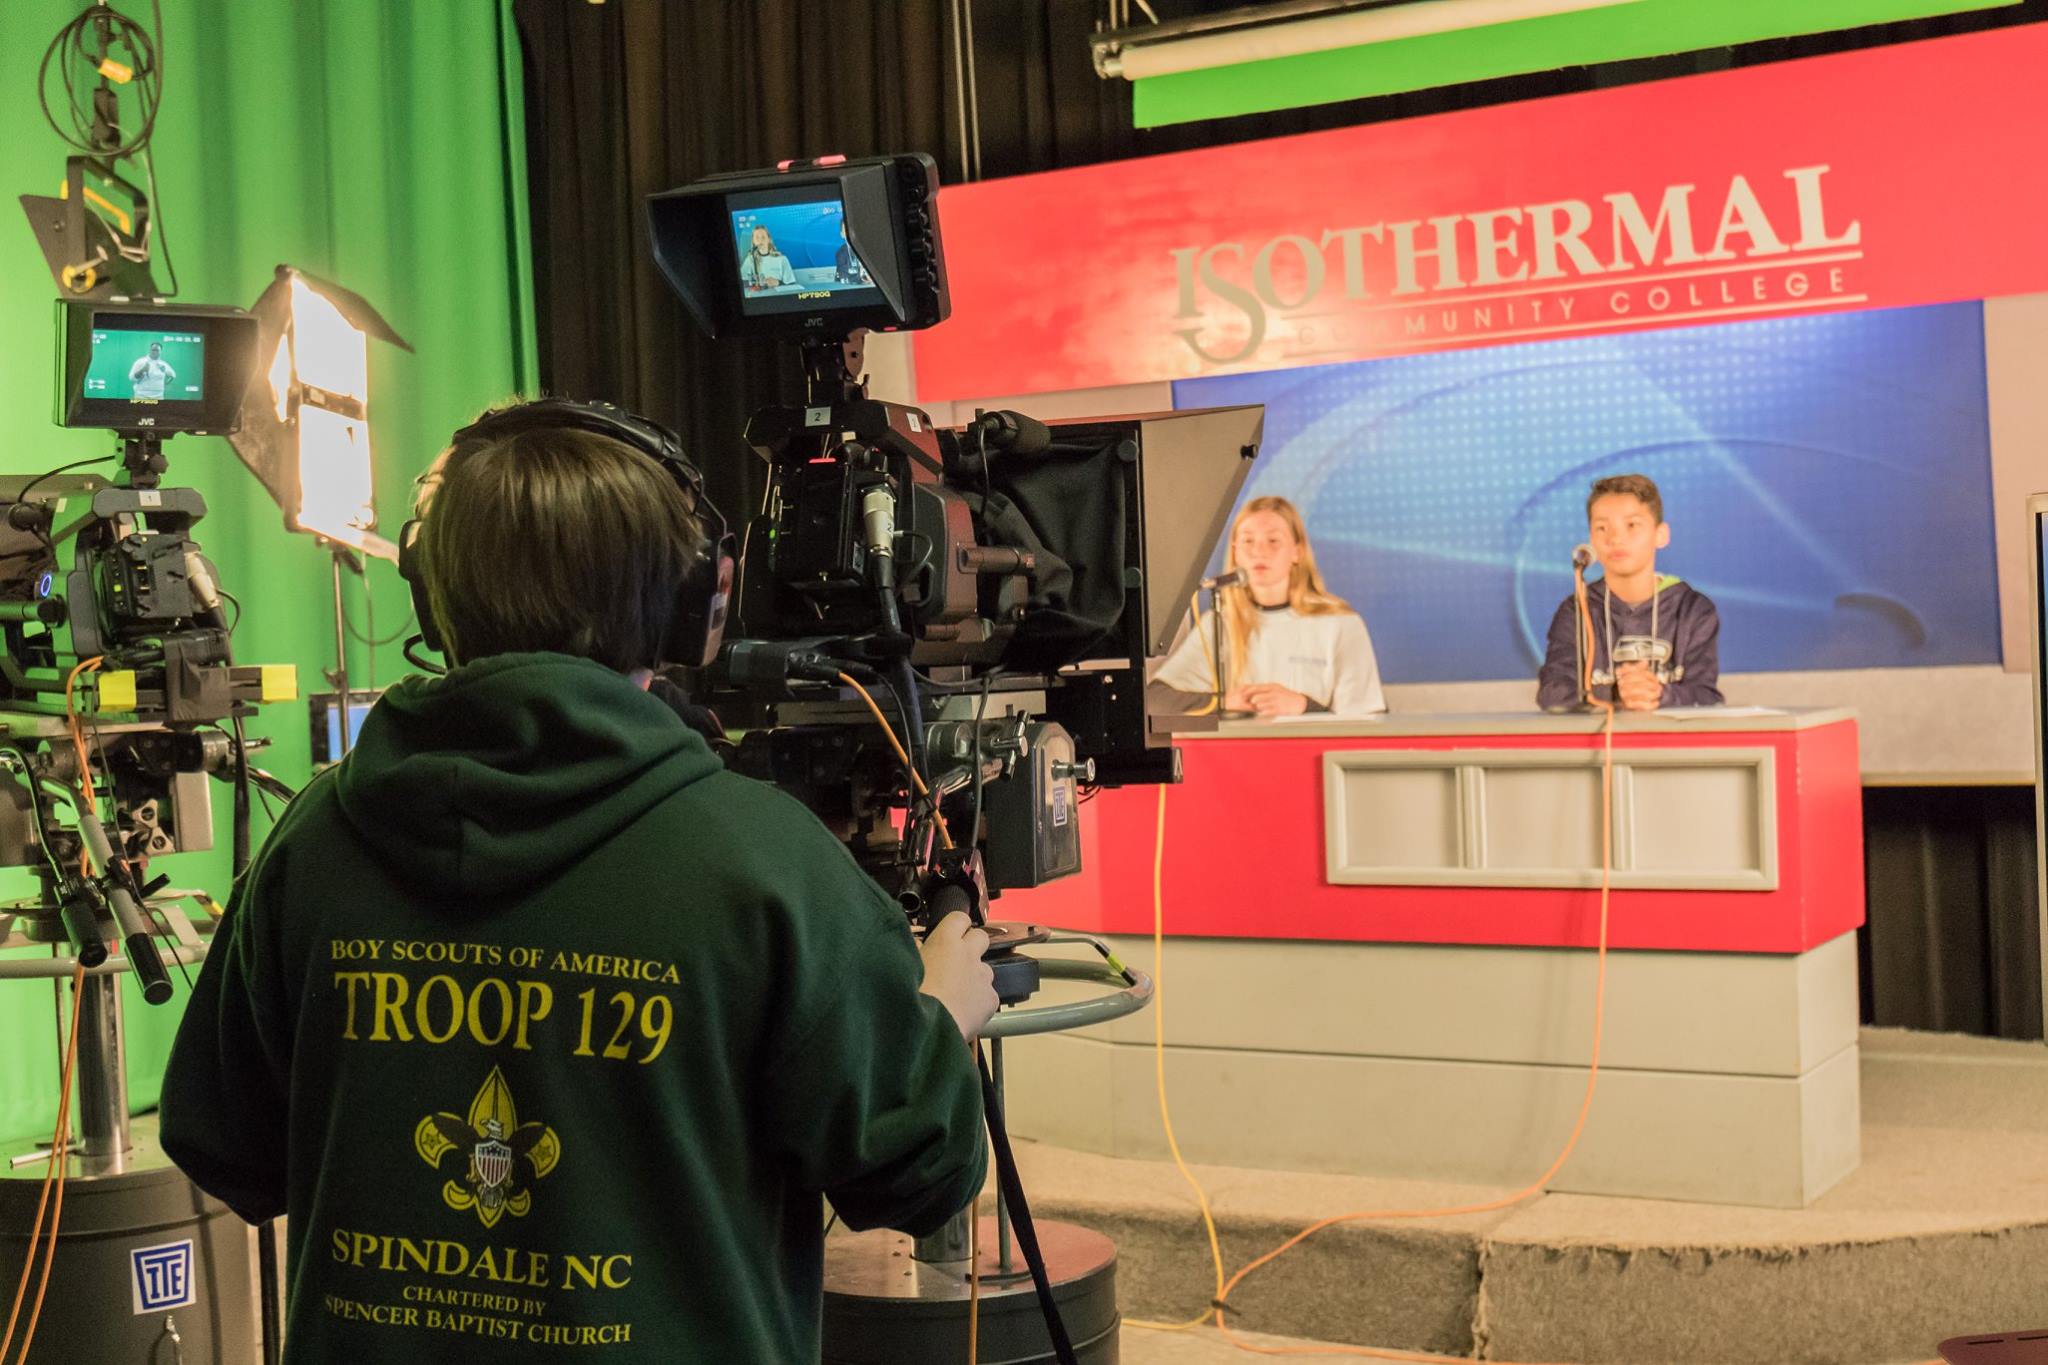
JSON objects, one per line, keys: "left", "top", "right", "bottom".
{"left": 513, "top": 0, "right": 2048, "bottom": 1040}
{"left": 1862, "top": 787, "right": 2042, "bottom": 1041}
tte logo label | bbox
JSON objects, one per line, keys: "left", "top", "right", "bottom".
{"left": 131, "top": 1239, "right": 196, "bottom": 1314}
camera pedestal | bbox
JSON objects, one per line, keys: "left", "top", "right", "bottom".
{"left": 0, "top": 923, "right": 262, "bottom": 1365}
{"left": 823, "top": 1215, "right": 1121, "bottom": 1364}
{"left": 822, "top": 941, "right": 1151, "bottom": 1364}
{"left": 0, "top": 1116, "right": 260, "bottom": 1365}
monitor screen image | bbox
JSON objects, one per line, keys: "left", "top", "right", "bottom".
{"left": 729, "top": 193, "right": 875, "bottom": 311}
{"left": 83, "top": 323, "right": 205, "bottom": 404}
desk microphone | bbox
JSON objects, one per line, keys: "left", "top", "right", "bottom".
{"left": 1571, "top": 544, "right": 1594, "bottom": 570}
{"left": 1200, "top": 570, "right": 1244, "bottom": 591}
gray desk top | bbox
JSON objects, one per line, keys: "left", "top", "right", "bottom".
{"left": 1191, "top": 706, "right": 1857, "bottom": 740}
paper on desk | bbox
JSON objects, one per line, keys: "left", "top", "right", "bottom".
{"left": 1659, "top": 704, "right": 1784, "bottom": 720}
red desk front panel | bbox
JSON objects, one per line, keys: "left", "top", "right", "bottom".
{"left": 1003, "top": 720, "right": 1863, "bottom": 954}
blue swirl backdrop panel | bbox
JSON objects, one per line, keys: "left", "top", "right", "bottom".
{"left": 1170, "top": 302, "right": 1998, "bottom": 683}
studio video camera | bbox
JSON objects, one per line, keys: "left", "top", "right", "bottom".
{"left": 648, "top": 153, "right": 1259, "bottom": 927}
{"left": 0, "top": 297, "right": 288, "bottom": 1000}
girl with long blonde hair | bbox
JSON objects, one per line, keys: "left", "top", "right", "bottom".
{"left": 1152, "top": 495, "right": 1386, "bottom": 717}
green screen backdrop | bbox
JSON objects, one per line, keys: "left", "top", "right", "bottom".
{"left": 0, "top": 0, "right": 537, "bottom": 1145}
{"left": 1130, "top": 0, "right": 2018, "bottom": 126}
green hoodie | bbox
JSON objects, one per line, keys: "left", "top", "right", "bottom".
{"left": 161, "top": 653, "right": 986, "bottom": 1363}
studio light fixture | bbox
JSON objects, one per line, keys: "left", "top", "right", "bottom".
{"left": 227, "top": 264, "right": 411, "bottom": 561}
{"left": 1092, "top": 0, "right": 1644, "bottom": 81}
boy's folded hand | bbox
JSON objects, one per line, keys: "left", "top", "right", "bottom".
{"left": 1615, "top": 663, "right": 1663, "bottom": 711}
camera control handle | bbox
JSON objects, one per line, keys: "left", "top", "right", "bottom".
{"left": 927, "top": 882, "right": 976, "bottom": 924}
{"left": 71, "top": 804, "right": 174, "bottom": 1004}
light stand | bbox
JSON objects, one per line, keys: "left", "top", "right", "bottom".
{"left": 319, "top": 540, "right": 365, "bottom": 754}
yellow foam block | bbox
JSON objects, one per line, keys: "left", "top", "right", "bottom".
{"left": 97, "top": 670, "right": 137, "bottom": 712}
{"left": 260, "top": 665, "right": 298, "bottom": 703}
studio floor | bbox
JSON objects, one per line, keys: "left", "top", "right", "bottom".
{"left": 1004, "top": 1028, "right": 2048, "bottom": 1365}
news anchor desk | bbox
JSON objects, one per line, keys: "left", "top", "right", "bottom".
{"left": 1001, "top": 708, "right": 1864, "bottom": 1208}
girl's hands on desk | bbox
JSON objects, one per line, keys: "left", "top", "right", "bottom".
{"left": 1240, "top": 683, "right": 1310, "bottom": 717}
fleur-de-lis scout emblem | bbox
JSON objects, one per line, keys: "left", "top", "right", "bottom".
{"left": 413, "top": 1066, "right": 561, "bottom": 1229}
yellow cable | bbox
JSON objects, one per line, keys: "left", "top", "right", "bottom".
{"left": 967, "top": 1192, "right": 981, "bottom": 1364}
{"left": 1129, "top": 575, "right": 1620, "bottom": 1361}
{"left": 62, "top": 658, "right": 104, "bottom": 875}
{"left": 1124, "top": 784, "right": 1228, "bottom": 1332}
{"left": 1, "top": 964, "right": 85, "bottom": 1365}
{"left": 838, "top": 672, "right": 954, "bottom": 850}
{"left": 1208, "top": 703, "right": 1612, "bottom": 1363}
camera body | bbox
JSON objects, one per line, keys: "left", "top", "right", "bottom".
{"left": 649, "top": 155, "right": 1258, "bottom": 916}
{"left": 0, "top": 298, "right": 278, "bottom": 875}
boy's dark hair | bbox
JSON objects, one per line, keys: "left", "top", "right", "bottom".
{"left": 419, "top": 423, "right": 705, "bottom": 671}
{"left": 1586, "top": 473, "right": 1663, "bottom": 525}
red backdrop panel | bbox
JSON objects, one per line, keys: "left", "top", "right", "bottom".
{"left": 915, "top": 27, "right": 2048, "bottom": 398}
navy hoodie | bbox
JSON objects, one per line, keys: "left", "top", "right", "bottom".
{"left": 1536, "top": 576, "right": 1723, "bottom": 710}
{"left": 160, "top": 652, "right": 985, "bottom": 1364}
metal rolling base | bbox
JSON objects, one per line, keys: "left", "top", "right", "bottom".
{"left": 823, "top": 1216, "right": 1120, "bottom": 1364}
{"left": 0, "top": 1115, "right": 259, "bottom": 1365}
{"left": 0, "top": 949, "right": 262, "bottom": 1365}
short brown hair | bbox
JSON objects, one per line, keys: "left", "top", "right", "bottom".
{"left": 419, "top": 422, "right": 705, "bottom": 670}
{"left": 1586, "top": 473, "right": 1663, "bottom": 525}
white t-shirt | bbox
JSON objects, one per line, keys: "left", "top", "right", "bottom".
{"left": 741, "top": 251, "right": 795, "bottom": 289}
{"left": 129, "top": 356, "right": 175, "bottom": 400}
{"left": 1153, "top": 604, "right": 1386, "bottom": 716}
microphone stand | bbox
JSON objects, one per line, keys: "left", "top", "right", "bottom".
{"left": 1209, "top": 583, "right": 1227, "bottom": 717}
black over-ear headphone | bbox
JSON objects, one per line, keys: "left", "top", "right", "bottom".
{"left": 397, "top": 398, "right": 735, "bottom": 669}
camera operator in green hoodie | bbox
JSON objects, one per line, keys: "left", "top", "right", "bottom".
{"left": 160, "top": 402, "right": 996, "bottom": 1363}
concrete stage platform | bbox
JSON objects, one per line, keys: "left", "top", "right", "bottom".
{"left": 996, "top": 1028, "right": 2048, "bottom": 1365}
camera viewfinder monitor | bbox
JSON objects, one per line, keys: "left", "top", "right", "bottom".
{"left": 56, "top": 300, "right": 260, "bottom": 435}
{"left": 648, "top": 153, "right": 948, "bottom": 340}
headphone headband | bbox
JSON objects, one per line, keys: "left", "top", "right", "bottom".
{"left": 399, "top": 397, "right": 733, "bottom": 670}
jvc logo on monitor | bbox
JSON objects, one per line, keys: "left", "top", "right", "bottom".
{"left": 130, "top": 1239, "right": 196, "bottom": 1314}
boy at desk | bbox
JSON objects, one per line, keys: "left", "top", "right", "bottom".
{"left": 1537, "top": 474, "right": 1723, "bottom": 712}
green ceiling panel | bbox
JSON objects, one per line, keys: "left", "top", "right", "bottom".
{"left": 1130, "top": 0, "right": 2019, "bottom": 127}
